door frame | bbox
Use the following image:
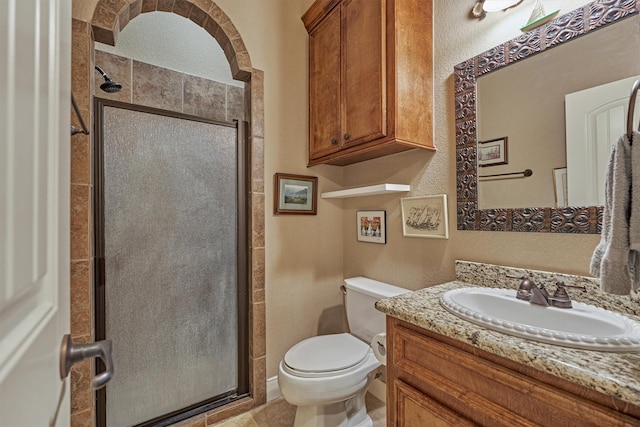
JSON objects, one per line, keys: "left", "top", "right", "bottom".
{"left": 92, "top": 98, "right": 250, "bottom": 427}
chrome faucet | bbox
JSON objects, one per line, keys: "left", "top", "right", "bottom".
{"left": 507, "top": 275, "right": 586, "bottom": 309}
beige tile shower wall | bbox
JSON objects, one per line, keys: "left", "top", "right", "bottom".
{"left": 342, "top": 1, "right": 600, "bottom": 291}
{"left": 95, "top": 50, "right": 245, "bottom": 121}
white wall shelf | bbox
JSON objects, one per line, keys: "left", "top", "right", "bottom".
{"left": 321, "top": 184, "right": 410, "bottom": 199}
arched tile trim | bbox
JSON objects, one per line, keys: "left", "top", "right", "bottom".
{"left": 91, "top": 0, "right": 252, "bottom": 81}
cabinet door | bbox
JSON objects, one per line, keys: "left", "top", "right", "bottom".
{"left": 393, "top": 380, "right": 476, "bottom": 427}
{"left": 308, "top": 5, "right": 342, "bottom": 160}
{"left": 342, "top": 0, "right": 386, "bottom": 147}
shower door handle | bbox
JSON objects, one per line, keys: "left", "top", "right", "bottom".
{"left": 59, "top": 334, "right": 114, "bottom": 389}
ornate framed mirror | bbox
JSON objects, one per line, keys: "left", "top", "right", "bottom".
{"left": 455, "top": 0, "right": 639, "bottom": 233}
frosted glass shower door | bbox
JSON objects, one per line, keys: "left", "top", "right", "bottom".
{"left": 97, "top": 104, "right": 243, "bottom": 427}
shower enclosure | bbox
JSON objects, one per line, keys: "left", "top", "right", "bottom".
{"left": 94, "top": 99, "right": 248, "bottom": 426}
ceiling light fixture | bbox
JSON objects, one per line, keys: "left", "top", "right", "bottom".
{"left": 471, "top": 0, "right": 524, "bottom": 18}
{"left": 483, "top": 0, "right": 525, "bottom": 13}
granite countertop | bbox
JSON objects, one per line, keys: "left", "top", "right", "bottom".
{"left": 375, "top": 279, "right": 640, "bottom": 408}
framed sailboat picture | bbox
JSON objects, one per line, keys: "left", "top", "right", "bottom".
{"left": 400, "top": 195, "right": 449, "bottom": 239}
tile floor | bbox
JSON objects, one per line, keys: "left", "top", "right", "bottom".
{"left": 210, "top": 393, "right": 386, "bottom": 427}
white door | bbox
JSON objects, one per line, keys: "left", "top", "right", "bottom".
{"left": 565, "top": 75, "right": 640, "bottom": 207}
{"left": 0, "top": 0, "right": 72, "bottom": 425}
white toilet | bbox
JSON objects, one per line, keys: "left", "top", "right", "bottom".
{"left": 278, "top": 277, "right": 409, "bottom": 427}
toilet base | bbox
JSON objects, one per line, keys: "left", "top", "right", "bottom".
{"left": 293, "top": 389, "right": 372, "bottom": 427}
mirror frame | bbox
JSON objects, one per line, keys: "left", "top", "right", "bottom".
{"left": 454, "top": 0, "right": 637, "bottom": 233}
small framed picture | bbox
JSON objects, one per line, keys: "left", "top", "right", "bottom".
{"left": 356, "top": 210, "right": 386, "bottom": 244}
{"left": 274, "top": 173, "right": 318, "bottom": 215}
{"left": 401, "top": 195, "right": 449, "bottom": 239}
{"left": 553, "top": 167, "right": 568, "bottom": 207}
{"left": 478, "top": 136, "right": 508, "bottom": 167}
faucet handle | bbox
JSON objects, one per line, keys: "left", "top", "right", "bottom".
{"left": 506, "top": 274, "right": 535, "bottom": 289}
{"left": 553, "top": 285, "right": 570, "bottom": 300}
{"left": 506, "top": 275, "right": 536, "bottom": 300}
{"left": 557, "top": 281, "right": 587, "bottom": 292}
{"left": 506, "top": 274, "right": 536, "bottom": 301}
{"left": 548, "top": 282, "right": 573, "bottom": 308}
{"left": 519, "top": 278, "right": 536, "bottom": 291}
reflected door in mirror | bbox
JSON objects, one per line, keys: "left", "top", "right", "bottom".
{"left": 565, "top": 75, "right": 640, "bottom": 207}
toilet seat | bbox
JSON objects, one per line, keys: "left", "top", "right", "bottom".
{"left": 282, "top": 333, "right": 371, "bottom": 378}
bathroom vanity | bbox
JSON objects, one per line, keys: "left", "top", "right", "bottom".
{"left": 376, "top": 261, "right": 640, "bottom": 426}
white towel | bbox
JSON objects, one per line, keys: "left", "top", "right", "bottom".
{"left": 590, "top": 133, "right": 632, "bottom": 294}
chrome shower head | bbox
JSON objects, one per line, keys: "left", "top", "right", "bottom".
{"left": 94, "top": 65, "right": 122, "bottom": 93}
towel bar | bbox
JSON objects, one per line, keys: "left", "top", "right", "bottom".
{"left": 479, "top": 168, "right": 533, "bottom": 179}
{"left": 626, "top": 79, "right": 640, "bottom": 143}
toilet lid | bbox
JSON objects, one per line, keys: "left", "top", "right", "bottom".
{"left": 284, "top": 333, "right": 370, "bottom": 373}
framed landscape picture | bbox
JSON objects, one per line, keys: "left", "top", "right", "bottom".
{"left": 274, "top": 173, "right": 318, "bottom": 215}
{"left": 478, "top": 136, "right": 508, "bottom": 167}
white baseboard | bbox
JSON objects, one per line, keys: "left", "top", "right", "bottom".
{"left": 368, "top": 378, "right": 386, "bottom": 404}
{"left": 266, "top": 376, "right": 282, "bottom": 402}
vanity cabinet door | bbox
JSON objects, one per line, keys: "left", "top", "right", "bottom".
{"left": 308, "top": 5, "right": 342, "bottom": 160}
{"left": 393, "top": 379, "right": 475, "bottom": 427}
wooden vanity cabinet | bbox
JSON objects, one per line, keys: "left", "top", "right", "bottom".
{"left": 387, "top": 317, "right": 640, "bottom": 427}
{"left": 302, "top": 0, "right": 434, "bottom": 166}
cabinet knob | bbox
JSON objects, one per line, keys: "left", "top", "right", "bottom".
{"left": 344, "top": 133, "right": 350, "bottom": 140}
{"left": 331, "top": 138, "right": 338, "bottom": 145}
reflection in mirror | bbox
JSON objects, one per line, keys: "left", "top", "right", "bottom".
{"left": 477, "top": 15, "right": 640, "bottom": 210}
{"left": 455, "top": 0, "right": 638, "bottom": 233}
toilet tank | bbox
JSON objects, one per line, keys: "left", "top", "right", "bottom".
{"left": 344, "top": 277, "right": 410, "bottom": 343}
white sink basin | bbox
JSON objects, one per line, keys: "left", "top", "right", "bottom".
{"left": 440, "top": 287, "right": 640, "bottom": 352}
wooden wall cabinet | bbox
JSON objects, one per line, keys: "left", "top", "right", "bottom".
{"left": 302, "top": 0, "right": 434, "bottom": 167}
{"left": 387, "top": 317, "right": 640, "bottom": 426}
